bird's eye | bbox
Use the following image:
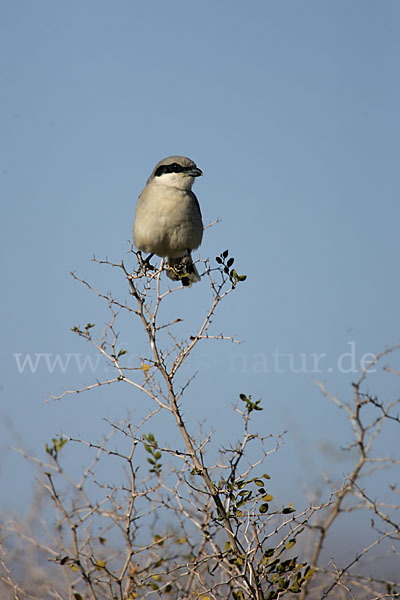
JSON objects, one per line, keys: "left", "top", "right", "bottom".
{"left": 167, "top": 162, "right": 183, "bottom": 174}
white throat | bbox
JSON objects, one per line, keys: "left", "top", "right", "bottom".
{"left": 153, "top": 172, "right": 194, "bottom": 190}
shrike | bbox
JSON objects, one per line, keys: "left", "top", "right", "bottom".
{"left": 133, "top": 155, "right": 204, "bottom": 287}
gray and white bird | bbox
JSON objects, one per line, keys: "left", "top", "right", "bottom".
{"left": 133, "top": 155, "right": 204, "bottom": 287}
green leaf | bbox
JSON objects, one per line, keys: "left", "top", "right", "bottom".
{"left": 176, "top": 537, "right": 187, "bottom": 544}
{"left": 259, "top": 503, "right": 269, "bottom": 513}
{"left": 282, "top": 507, "right": 296, "bottom": 514}
{"left": 279, "top": 558, "right": 297, "bottom": 572}
{"left": 262, "top": 494, "right": 274, "bottom": 502}
{"left": 150, "top": 582, "right": 159, "bottom": 590}
{"left": 254, "top": 479, "right": 264, "bottom": 487}
{"left": 304, "top": 566, "right": 315, "bottom": 581}
{"left": 57, "top": 438, "right": 67, "bottom": 451}
{"left": 277, "top": 576, "right": 288, "bottom": 589}
{"left": 45, "top": 436, "right": 67, "bottom": 460}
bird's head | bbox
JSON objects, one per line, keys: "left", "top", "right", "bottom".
{"left": 148, "top": 155, "right": 203, "bottom": 190}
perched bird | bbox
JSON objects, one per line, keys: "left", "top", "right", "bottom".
{"left": 133, "top": 155, "right": 204, "bottom": 286}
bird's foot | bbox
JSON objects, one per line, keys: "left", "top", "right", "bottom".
{"left": 137, "top": 252, "right": 157, "bottom": 274}
{"left": 166, "top": 257, "right": 194, "bottom": 287}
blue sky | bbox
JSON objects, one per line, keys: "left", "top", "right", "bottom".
{"left": 1, "top": 0, "right": 400, "bottom": 528}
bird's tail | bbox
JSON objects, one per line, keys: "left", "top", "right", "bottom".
{"left": 167, "top": 253, "right": 200, "bottom": 287}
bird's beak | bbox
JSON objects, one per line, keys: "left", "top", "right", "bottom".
{"left": 188, "top": 167, "right": 203, "bottom": 177}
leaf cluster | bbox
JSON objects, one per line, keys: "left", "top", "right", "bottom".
{"left": 143, "top": 432, "right": 162, "bottom": 475}
{"left": 216, "top": 249, "right": 247, "bottom": 286}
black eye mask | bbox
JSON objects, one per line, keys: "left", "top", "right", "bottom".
{"left": 154, "top": 163, "right": 190, "bottom": 177}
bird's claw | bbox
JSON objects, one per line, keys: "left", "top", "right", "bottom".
{"left": 137, "top": 252, "right": 156, "bottom": 274}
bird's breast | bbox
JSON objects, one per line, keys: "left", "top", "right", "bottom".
{"left": 133, "top": 185, "right": 203, "bottom": 258}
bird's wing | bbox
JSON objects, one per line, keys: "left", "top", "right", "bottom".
{"left": 190, "top": 191, "right": 202, "bottom": 220}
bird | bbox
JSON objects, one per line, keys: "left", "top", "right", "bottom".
{"left": 133, "top": 155, "right": 204, "bottom": 287}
